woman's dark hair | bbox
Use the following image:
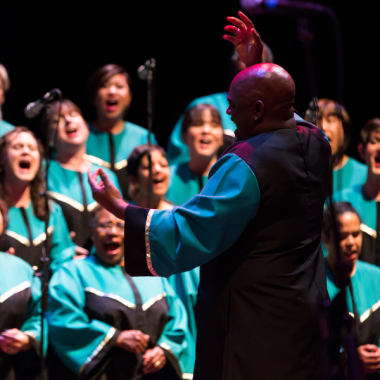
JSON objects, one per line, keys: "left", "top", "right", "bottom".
{"left": 87, "top": 64, "right": 132, "bottom": 121}
{"left": 322, "top": 202, "right": 361, "bottom": 238}
{"left": 0, "top": 127, "right": 46, "bottom": 220}
{"left": 360, "top": 118, "right": 380, "bottom": 146}
{"left": 305, "top": 99, "right": 351, "bottom": 166}
{"left": 0, "top": 197, "right": 9, "bottom": 238}
{"left": 127, "top": 144, "right": 167, "bottom": 177}
{"left": 181, "top": 104, "right": 222, "bottom": 136}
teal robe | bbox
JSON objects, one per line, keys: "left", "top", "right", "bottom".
{"left": 333, "top": 157, "right": 367, "bottom": 194}
{"left": 47, "top": 160, "right": 121, "bottom": 249}
{"left": 0, "top": 252, "right": 44, "bottom": 379}
{"left": 326, "top": 260, "right": 380, "bottom": 350}
{"left": 0, "top": 202, "right": 75, "bottom": 273}
{"left": 333, "top": 185, "right": 380, "bottom": 266}
{"left": 0, "top": 119, "right": 14, "bottom": 138}
{"left": 167, "top": 92, "right": 236, "bottom": 165}
{"left": 47, "top": 255, "right": 195, "bottom": 380}
{"left": 166, "top": 164, "right": 208, "bottom": 207}
{"left": 86, "top": 121, "right": 157, "bottom": 199}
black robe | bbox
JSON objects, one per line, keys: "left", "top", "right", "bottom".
{"left": 123, "top": 117, "right": 331, "bottom": 379}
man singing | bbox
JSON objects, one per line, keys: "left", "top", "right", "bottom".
{"left": 89, "top": 12, "right": 331, "bottom": 380}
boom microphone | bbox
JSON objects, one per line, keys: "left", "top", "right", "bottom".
{"left": 24, "top": 89, "right": 61, "bottom": 119}
{"left": 137, "top": 59, "right": 156, "bottom": 81}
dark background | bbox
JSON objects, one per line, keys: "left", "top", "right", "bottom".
{"left": 0, "top": 0, "right": 378, "bottom": 160}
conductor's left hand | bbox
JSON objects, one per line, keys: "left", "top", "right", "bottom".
{"left": 88, "top": 168, "right": 128, "bottom": 220}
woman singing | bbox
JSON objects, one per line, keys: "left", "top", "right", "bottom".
{"left": 86, "top": 64, "right": 158, "bottom": 198}
{"left": 0, "top": 127, "right": 75, "bottom": 273}
{"left": 47, "top": 206, "right": 195, "bottom": 380}
{"left": 47, "top": 99, "right": 121, "bottom": 251}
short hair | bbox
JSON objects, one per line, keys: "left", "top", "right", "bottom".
{"left": 127, "top": 144, "right": 167, "bottom": 177}
{"left": 360, "top": 118, "right": 380, "bottom": 146}
{"left": 181, "top": 104, "right": 222, "bottom": 136}
{"left": 0, "top": 63, "right": 11, "bottom": 93}
{"left": 89, "top": 204, "right": 105, "bottom": 227}
{"left": 322, "top": 202, "right": 361, "bottom": 238}
{"left": 87, "top": 64, "right": 132, "bottom": 103}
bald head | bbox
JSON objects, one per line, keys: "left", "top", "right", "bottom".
{"left": 227, "top": 63, "right": 296, "bottom": 139}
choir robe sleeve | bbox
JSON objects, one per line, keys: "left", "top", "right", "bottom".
{"left": 20, "top": 274, "right": 47, "bottom": 356}
{"left": 49, "top": 203, "right": 76, "bottom": 273}
{"left": 47, "top": 264, "right": 119, "bottom": 377}
{"left": 124, "top": 153, "right": 260, "bottom": 277}
{"left": 158, "top": 278, "right": 195, "bottom": 377}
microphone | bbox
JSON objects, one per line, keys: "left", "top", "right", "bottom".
{"left": 240, "top": 0, "right": 329, "bottom": 16}
{"left": 24, "top": 89, "right": 61, "bottom": 119}
{"left": 137, "top": 59, "right": 156, "bottom": 80}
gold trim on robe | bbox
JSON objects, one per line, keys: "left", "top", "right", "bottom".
{"left": 142, "top": 292, "right": 167, "bottom": 311}
{"left": 145, "top": 209, "right": 158, "bottom": 276}
{"left": 84, "top": 154, "right": 112, "bottom": 169}
{"left": 33, "top": 226, "right": 55, "bottom": 246}
{"left": 360, "top": 299, "right": 380, "bottom": 323}
{"left": 360, "top": 223, "right": 377, "bottom": 239}
{"left": 47, "top": 191, "right": 85, "bottom": 212}
{"left": 79, "top": 327, "right": 116, "bottom": 375}
{"left": 114, "top": 159, "right": 128, "bottom": 171}
{"left": 84, "top": 287, "right": 136, "bottom": 309}
{"left": 5, "top": 230, "right": 30, "bottom": 246}
{"left": 0, "top": 281, "right": 31, "bottom": 303}
{"left": 183, "top": 374, "right": 194, "bottom": 379}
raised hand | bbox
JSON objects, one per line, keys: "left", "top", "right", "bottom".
{"left": 142, "top": 346, "right": 166, "bottom": 374}
{"left": 223, "top": 11, "right": 263, "bottom": 68}
{"left": 88, "top": 168, "right": 128, "bottom": 220}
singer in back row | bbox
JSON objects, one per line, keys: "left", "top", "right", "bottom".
{"left": 89, "top": 12, "right": 331, "bottom": 380}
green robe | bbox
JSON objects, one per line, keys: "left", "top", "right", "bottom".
{"left": 47, "top": 160, "right": 121, "bottom": 249}
{"left": 86, "top": 121, "right": 158, "bottom": 199}
{"left": 47, "top": 255, "right": 195, "bottom": 380}
{"left": 0, "top": 119, "right": 14, "bottom": 138}
{"left": 0, "top": 252, "right": 44, "bottom": 380}
{"left": 0, "top": 202, "right": 75, "bottom": 273}
{"left": 333, "top": 157, "right": 367, "bottom": 194}
{"left": 167, "top": 92, "right": 236, "bottom": 165}
{"left": 333, "top": 185, "right": 380, "bottom": 266}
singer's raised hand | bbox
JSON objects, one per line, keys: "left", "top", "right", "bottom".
{"left": 223, "top": 11, "right": 263, "bottom": 68}
{"left": 88, "top": 168, "right": 128, "bottom": 220}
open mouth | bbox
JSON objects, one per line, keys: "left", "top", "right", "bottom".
{"left": 200, "top": 139, "right": 211, "bottom": 146}
{"left": 19, "top": 160, "right": 31, "bottom": 170}
{"left": 153, "top": 178, "right": 165, "bottom": 184}
{"left": 375, "top": 157, "right": 380, "bottom": 168}
{"left": 106, "top": 99, "right": 118, "bottom": 112}
{"left": 66, "top": 127, "right": 78, "bottom": 136}
{"left": 104, "top": 241, "right": 120, "bottom": 255}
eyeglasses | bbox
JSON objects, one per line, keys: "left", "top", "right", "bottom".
{"left": 95, "top": 222, "right": 125, "bottom": 233}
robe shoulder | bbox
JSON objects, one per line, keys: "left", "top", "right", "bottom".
{"left": 124, "top": 152, "right": 260, "bottom": 277}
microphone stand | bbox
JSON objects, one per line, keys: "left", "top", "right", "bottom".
{"left": 38, "top": 90, "right": 62, "bottom": 380}
{"left": 138, "top": 59, "right": 156, "bottom": 208}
